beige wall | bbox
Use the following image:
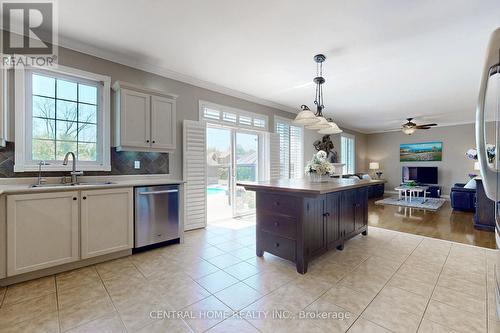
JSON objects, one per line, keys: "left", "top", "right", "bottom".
{"left": 304, "top": 128, "right": 368, "bottom": 173}
{"left": 6, "top": 46, "right": 296, "bottom": 179}
{"left": 365, "top": 123, "right": 494, "bottom": 195}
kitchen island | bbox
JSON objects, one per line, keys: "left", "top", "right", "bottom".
{"left": 238, "top": 178, "right": 384, "bottom": 274}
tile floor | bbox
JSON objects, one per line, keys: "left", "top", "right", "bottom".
{"left": 0, "top": 222, "right": 498, "bottom": 333}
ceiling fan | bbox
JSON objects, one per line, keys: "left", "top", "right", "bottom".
{"left": 401, "top": 118, "right": 437, "bottom": 135}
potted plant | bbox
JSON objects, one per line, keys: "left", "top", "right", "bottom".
{"left": 305, "top": 150, "right": 335, "bottom": 182}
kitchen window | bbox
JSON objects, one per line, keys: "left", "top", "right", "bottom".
{"left": 275, "top": 117, "right": 303, "bottom": 179}
{"left": 15, "top": 65, "right": 111, "bottom": 171}
{"left": 341, "top": 133, "right": 355, "bottom": 174}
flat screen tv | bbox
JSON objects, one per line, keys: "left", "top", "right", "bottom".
{"left": 402, "top": 166, "right": 438, "bottom": 184}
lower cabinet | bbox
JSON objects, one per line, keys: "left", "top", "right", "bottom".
{"left": 7, "top": 191, "right": 80, "bottom": 276}
{"left": 325, "top": 192, "right": 341, "bottom": 249}
{"left": 81, "top": 188, "right": 134, "bottom": 259}
{"left": 6, "top": 187, "right": 134, "bottom": 276}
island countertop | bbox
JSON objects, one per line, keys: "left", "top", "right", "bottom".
{"left": 237, "top": 178, "right": 386, "bottom": 195}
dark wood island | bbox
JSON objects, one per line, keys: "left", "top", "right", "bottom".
{"left": 238, "top": 178, "right": 385, "bottom": 274}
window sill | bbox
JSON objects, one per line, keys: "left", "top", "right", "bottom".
{"left": 14, "top": 164, "right": 112, "bottom": 173}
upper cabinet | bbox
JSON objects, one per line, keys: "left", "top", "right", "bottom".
{"left": 113, "top": 81, "right": 177, "bottom": 152}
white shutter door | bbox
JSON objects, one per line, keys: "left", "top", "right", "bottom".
{"left": 269, "top": 132, "right": 280, "bottom": 180}
{"left": 183, "top": 120, "right": 207, "bottom": 231}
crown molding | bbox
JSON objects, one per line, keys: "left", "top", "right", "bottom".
{"left": 56, "top": 36, "right": 298, "bottom": 115}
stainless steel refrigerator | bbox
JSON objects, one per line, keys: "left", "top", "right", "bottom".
{"left": 476, "top": 27, "right": 500, "bottom": 319}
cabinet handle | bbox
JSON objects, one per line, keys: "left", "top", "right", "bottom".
{"left": 323, "top": 212, "right": 330, "bottom": 217}
{"left": 274, "top": 222, "right": 279, "bottom": 227}
{"left": 152, "top": 140, "right": 156, "bottom": 143}
{"left": 83, "top": 196, "right": 87, "bottom": 200}
{"left": 274, "top": 201, "right": 280, "bottom": 206}
{"left": 275, "top": 243, "right": 280, "bottom": 248}
{"left": 72, "top": 197, "right": 77, "bottom": 201}
{"left": 146, "top": 140, "right": 150, "bottom": 143}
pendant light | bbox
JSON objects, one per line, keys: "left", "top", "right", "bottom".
{"left": 294, "top": 54, "right": 342, "bottom": 134}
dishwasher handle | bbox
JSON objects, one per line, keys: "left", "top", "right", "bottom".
{"left": 138, "top": 189, "right": 179, "bottom": 195}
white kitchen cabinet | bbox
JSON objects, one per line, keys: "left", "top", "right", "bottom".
{"left": 80, "top": 188, "right": 133, "bottom": 259}
{"left": 7, "top": 191, "right": 79, "bottom": 276}
{"left": 113, "top": 81, "right": 177, "bottom": 152}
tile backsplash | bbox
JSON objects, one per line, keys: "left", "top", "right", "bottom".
{"left": 0, "top": 142, "right": 169, "bottom": 177}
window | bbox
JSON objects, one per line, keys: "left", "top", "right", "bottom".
{"left": 15, "top": 65, "right": 111, "bottom": 171}
{"left": 199, "top": 100, "right": 268, "bottom": 131}
{"left": 275, "top": 117, "right": 303, "bottom": 179}
{"left": 341, "top": 134, "right": 355, "bottom": 174}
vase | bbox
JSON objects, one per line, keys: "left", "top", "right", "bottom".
{"left": 309, "top": 173, "right": 327, "bottom": 183}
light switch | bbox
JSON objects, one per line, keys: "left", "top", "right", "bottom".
{"left": 134, "top": 161, "right": 141, "bottom": 169}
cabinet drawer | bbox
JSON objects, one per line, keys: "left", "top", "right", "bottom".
{"left": 257, "top": 192, "right": 300, "bottom": 216}
{"left": 259, "top": 231, "right": 296, "bottom": 262}
{"left": 259, "top": 213, "right": 297, "bottom": 239}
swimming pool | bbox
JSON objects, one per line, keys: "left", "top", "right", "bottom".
{"left": 207, "top": 187, "right": 227, "bottom": 196}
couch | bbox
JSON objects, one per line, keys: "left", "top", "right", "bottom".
{"left": 450, "top": 183, "right": 476, "bottom": 212}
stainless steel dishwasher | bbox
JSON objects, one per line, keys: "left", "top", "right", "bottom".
{"left": 134, "top": 184, "right": 180, "bottom": 249}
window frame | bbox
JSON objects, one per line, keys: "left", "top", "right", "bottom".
{"left": 274, "top": 116, "right": 304, "bottom": 179}
{"left": 199, "top": 100, "right": 268, "bottom": 131}
{"left": 14, "top": 64, "right": 111, "bottom": 172}
{"left": 340, "top": 133, "right": 356, "bottom": 174}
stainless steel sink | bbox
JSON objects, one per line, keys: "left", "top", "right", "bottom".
{"left": 30, "top": 181, "right": 114, "bottom": 188}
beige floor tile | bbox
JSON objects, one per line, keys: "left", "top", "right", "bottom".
{"left": 95, "top": 258, "right": 140, "bottom": 281}
{"left": 207, "top": 316, "right": 258, "bottom": 333}
{"left": 215, "top": 282, "right": 262, "bottom": 310}
{"left": 223, "top": 261, "right": 260, "bottom": 280}
{"left": 423, "top": 300, "right": 487, "bottom": 333}
{"left": 348, "top": 318, "right": 392, "bottom": 333}
{"left": 339, "top": 270, "right": 389, "bottom": 295}
{"left": 307, "top": 261, "right": 353, "bottom": 283}
{"left": 215, "top": 241, "right": 245, "bottom": 252}
{"left": 206, "top": 254, "right": 242, "bottom": 269}
{"left": 59, "top": 294, "right": 115, "bottom": 331}
{"left": 305, "top": 296, "right": 358, "bottom": 332}
{"left": 232, "top": 247, "right": 257, "bottom": 261}
{"left": 3, "top": 276, "right": 55, "bottom": 306}
{"left": 324, "top": 285, "right": 376, "bottom": 314}
{"left": 198, "top": 246, "right": 226, "bottom": 260}
{"left": 418, "top": 319, "right": 460, "bottom": 332}
{"left": 396, "top": 264, "right": 441, "bottom": 285}
{"left": 182, "top": 260, "right": 220, "bottom": 279}
{"left": 431, "top": 285, "right": 486, "bottom": 315}
{"left": 0, "top": 294, "right": 57, "bottom": 328}
{"left": 0, "top": 310, "right": 59, "bottom": 333}
{"left": 196, "top": 270, "right": 239, "bottom": 294}
{"left": 117, "top": 299, "right": 170, "bottom": 332}
{"left": 135, "top": 317, "right": 193, "bottom": 333}
{"left": 388, "top": 273, "right": 436, "bottom": 298}
{"left": 182, "top": 296, "right": 232, "bottom": 333}
{"left": 65, "top": 313, "right": 126, "bottom": 333}
{"left": 57, "top": 280, "right": 108, "bottom": 309}
{"left": 243, "top": 269, "right": 296, "bottom": 294}
{"left": 437, "top": 275, "right": 486, "bottom": 299}
{"left": 56, "top": 266, "right": 101, "bottom": 291}
{"left": 376, "top": 286, "right": 429, "bottom": 316}
{"left": 156, "top": 279, "right": 211, "bottom": 310}
{"left": 362, "top": 297, "right": 421, "bottom": 333}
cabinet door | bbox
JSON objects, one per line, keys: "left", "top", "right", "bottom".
{"left": 81, "top": 188, "right": 133, "bottom": 259}
{"left": 120, "top": 88, "right": 151, "bottom": 148}
{"left": 326, "top": 192, "right": 341, "bottom": 248}
{"left": 151, "top": 95, "right": 176, "bottom": 150}
{"left": 7, "top": 192, "right": 79, "bottom": 276}
{"left": 304, "top": 196, "right": 326, "bottom": 258}
{"left": 354, "top": 188, "right": 368, "bottom": 231}
{"left": 340, "top": 189, "right": 356, "bottom": 237}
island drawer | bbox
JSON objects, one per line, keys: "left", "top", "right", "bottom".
{"left": 258, "top": 231, "right": 296, "bottom": 262}
{"left": 257, "top": 193, "right": 300, "bottom": 217}
{"left": 258, "top": 213, "right": 297, "bottom": 239}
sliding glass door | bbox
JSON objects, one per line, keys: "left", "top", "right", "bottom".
{"left": 206, "top": 125, "right": 260, "bottom": 222}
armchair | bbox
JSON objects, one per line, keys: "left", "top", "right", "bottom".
{"left": 450, "top": 183, "right": 476, "bottom": 212}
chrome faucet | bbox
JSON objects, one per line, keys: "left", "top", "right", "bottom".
{"left": 37, "top": 161, "right": 50, "bottom": 186}
{"left": 62, "top": 152, "right": 83, "bottom": 184}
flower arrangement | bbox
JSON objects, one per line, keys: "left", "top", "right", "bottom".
{"left": 305, "top": 150, "right": 335, "bottom": 176}
{"left": 466, "top": 145, "right": 496, "bottom": 163}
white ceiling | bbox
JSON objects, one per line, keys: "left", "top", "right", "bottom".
{"left": 55, "top": 0, "right": 500, "bottom": 133}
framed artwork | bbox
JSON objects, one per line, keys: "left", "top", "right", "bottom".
{"left": 400, "top": 142, "right": 442, "bottom": 162}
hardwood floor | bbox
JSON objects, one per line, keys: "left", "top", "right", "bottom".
{"left": 368, "top": 199, "right": 496, "bottom": 249}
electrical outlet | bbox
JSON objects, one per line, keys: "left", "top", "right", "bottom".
{"left": 134, "top": 161, "right": 140, "bottom": 169}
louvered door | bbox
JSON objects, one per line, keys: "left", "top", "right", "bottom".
{"left": 183, "top": 120, "right": 207, "bottom": 230}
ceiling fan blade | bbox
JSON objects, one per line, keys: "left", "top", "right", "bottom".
{"left": 417, "top": 126, "right": 432, "bottom": 129}
{"left": 416, "top": 123, "right": 437, "bottom": 128}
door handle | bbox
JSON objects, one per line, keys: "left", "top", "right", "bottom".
{"left": 475, "top": 28, "right": 500, "bottom": 201}
{"left": 138, "top": 189, "right": 178, "bottom": 195}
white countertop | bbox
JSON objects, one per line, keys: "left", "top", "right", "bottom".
{"left": 0, "top": 175, "right": 185, "bottom": 195}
